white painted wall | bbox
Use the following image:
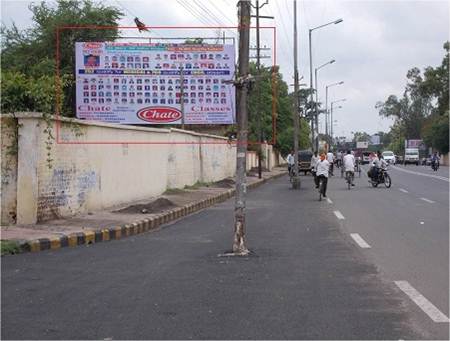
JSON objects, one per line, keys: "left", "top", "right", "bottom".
{"left": 1, "top": 113, "right": 281, "bottom": 225}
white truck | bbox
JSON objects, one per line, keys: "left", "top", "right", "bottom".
{"left": 404, "top": 148, "right": 419, "bottom": 165}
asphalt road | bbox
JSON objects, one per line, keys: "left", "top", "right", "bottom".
{"left": 1, "top": 173, "right": 443, "bottom": 340}
{"left": 325, "top": 163, "right": 449, "bottom": 340}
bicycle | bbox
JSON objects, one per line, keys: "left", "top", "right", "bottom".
{"left": 289, "top": 166, "right": 296, "bottom": 182}
{"left": 318, "top": 175, "right": 326, "bottom": 201}
{"left": 345, "top": 171, "right": 354, "bottom": 190}
{"left": 355, "top": 160, "right": 362, "bottom": 177}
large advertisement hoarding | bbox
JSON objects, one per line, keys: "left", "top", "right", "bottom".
{"left": 75, "top": 42, "right": 236, "bottom": 124}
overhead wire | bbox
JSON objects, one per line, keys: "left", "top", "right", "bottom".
{"left": 114, "top": 0, "right": 164, "bottom": 39}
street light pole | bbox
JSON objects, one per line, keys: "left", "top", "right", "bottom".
{"left": 325, "top": 81, "right": 344, "bottom": 146}
{"left": 314, "top": 59, "right": 335, "bottom": 151}
{"left": 308, "top": 18, "right": 343, "bottom": 152}
{"left": 330, "top": 98, "right": 346, "bottom": 146}
{"left": 292, "top": 0, "right": 300, "bottom": 189}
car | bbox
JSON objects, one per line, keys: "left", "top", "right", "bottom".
{"left": 382, "top": 150, "right": 396, "bottom": 164}
{"left": 298, "top": 150, "right": 313, "bottom": 175}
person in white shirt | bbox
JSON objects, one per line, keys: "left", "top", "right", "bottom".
{"left": 326, "top": 151, "right": 334, "bottom": 176}
{"left": 310, "top": 151, "right": 319, "bottom": 188}
{"left": 343, "top": 150, "right": 356, "bottom": 186}
{"left": 370, "top": 151, "right": 381, "bottom": 180}
{"left": 316, "top": 153, "right": 330, "bottom": 197}
{"left": 286, "top": 150, "right": 295, "bottom": 174}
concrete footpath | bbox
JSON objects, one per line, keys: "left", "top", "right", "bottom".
{"left": 0, "top": 168, "right": 286, "bottom": 254}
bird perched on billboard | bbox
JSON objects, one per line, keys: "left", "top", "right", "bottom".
{"left": 134, "top": 17, "right": 149, "bottom": 32}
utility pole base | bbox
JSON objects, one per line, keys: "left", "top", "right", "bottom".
{"left": 291, "top": 177, "right": 301, "bottom": 189}
{"left": 232, "top": 219, "right": 249, "bottom": 255}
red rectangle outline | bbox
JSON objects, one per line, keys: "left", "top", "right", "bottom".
{"left": 55, "top": 25, "right": 277, "bottom": 145}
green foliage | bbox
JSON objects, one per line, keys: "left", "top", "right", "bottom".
{"left": 1, "top": 0, "right": 123, "bottom": 116}
{"left": 247, "top": 62, "right": 311, "bottom": 156}
{"left": 376, "top": 41, "right": 449, "bottom": 152}
{"left": 352, "top": 131, "right": 371, "bottom": 142}
{"left": 1, "top": 70, "right": 71, "bottom": 114}
{"left": 422, "top": 113, "right": 449, "bottom": 154}
{"left": 0, "top": 240, "right": 21, "bottom": 256}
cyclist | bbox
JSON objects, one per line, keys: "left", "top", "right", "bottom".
{"left": 316, "top": 153, "right": 330, "bottom": 197}
{"left": 310, "top": 151, "right": 320, "bottom": 188}
{"left": 343, "top": 150, "right": 355, "bottom": 186}
{"left": 287, "top": 150, "right": 295, "bottom": 175}
{"left": 326, "top": 150, "right": 334, "bottom": 176}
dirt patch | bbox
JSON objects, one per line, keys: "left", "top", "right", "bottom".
{"left": 212, "top": 178, "right": 235, "bottom": 188}
{"left": 112, "top": 198, "right": 177, "bottom": 214}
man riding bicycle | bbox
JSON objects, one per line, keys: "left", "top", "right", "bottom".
{"left": 326, "top": 150, "right": 334, "bottom": 176}
{"left": 316, "top": 153, "right": 330, "bottom": 197}
{"left": 343, "top": 150, "right": 355, "bottom": 186}
{"left": 287, "top": 150, "right": 295, "bottom": 175}
{"left": 310, "top": 151, "right": 319, "bottom": 188}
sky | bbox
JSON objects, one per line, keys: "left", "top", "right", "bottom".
{"left": 2, "top": 0, "right": 449, "bottom": 139}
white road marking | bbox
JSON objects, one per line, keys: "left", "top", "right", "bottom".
{"left": 399, "top": 188, "right": 409, "bottom": 193}
{"left": 391, "top": 165, "right": 449, "bottom": 182}
{"left": 326, "top": 198, "right": 333, "bottom": 204}
{"left": 334, "top": 210, "right": 345, "bottom": 220}
{"left": 350, "top": 233, "right": 371, "bottom": 248}
{"left": 394, "top": 281, "right": 450, "bottom": 323}
{"left": 420, "top": 197, "right": 435, "bottom": 204}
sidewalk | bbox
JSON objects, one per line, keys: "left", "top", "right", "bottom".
{"left": 0, "top": 167, "right": 286, "bottom": 253}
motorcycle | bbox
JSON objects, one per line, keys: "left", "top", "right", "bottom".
{"left": 369, "top": 168, "right": 391, "bottom": 188}
{"left": 431, "top": 160, "right": 439, "bottom": 171}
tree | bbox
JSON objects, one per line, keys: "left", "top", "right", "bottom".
{"left": 1, "top": 0, "right": 123, "bottom": 115}
{"left": 422, "top": 112, "right": 449, "bottom": 154}
{"left": 352, "top": 131, "right": 371, "bottom": 142}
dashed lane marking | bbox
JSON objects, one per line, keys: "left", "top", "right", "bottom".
{"left": 420, "top": 197, "right": 435, "bottom": 204}
{"left": 395, "top": 281, "right": 450, "bottom": 323}
{"left": 350, "top": 233, "right": 371, "bottom": 248}
{"left": 334, "top": 210, "right": 345, "bottom": 220}
{"left": 326, "top": 198, "right": 333, "bottom": 204}
{"left": 399, "top": 188, "right": 409, "bottom": 193}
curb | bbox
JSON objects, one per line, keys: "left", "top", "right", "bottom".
{"left": 17, "top": 171, "right": 287, "bottom": 254}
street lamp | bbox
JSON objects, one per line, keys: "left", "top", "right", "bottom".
{"left": 309, "top": 18, "right": 343, "bottom": 152}
{"left": 325, "top": 81, "right": 344, "bottom": 138}
{"left": 314, "top": 59, "right": 335, "bottom": 151}
{"left": 331, "top": 99, "right": 346, "bottom": 145}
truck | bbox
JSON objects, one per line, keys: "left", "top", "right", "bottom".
{"left": 404, "top": 148, "right": 419, "bottom": 165}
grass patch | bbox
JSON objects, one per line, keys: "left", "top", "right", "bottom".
{"left": 163, "top": 188, "right": 187, "bottom": 195}
{"left": 184, "top": 181, "right": 211, "bottom": 190}
{"left": 1, "top": 240, "right": 21, "bottom": 256}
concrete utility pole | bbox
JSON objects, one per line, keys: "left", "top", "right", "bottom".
{"left": 292, "top": 0, "right": 300, "bottom": 189}
{"left": 308, "top": 29, "right": 314, "bottom": 152}
{"left": 232, "top": 0, "right": 251, "bottom": 255}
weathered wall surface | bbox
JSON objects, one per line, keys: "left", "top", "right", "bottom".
{"left": 2, "top": 113, "right": 281, "bottom": 225}
{"left": 1, "top": 117, "right": 18, "bottom": 224}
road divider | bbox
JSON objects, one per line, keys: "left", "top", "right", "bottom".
{"left": 350, "top": 233, "right": 371, "bottom": 248}
{"left": 394, "top": 280, "right": 450, "bottom": 323}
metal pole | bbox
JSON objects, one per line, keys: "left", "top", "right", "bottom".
{"left": 331, "top": 102, "right": 334, "bottom": 146}
{"left": 180, "top": 65, "right": 185, "bottom": 129}
{"left": 314, "top": 67, "right": 319, "bottom": 152}
{"left": 292, "top": 0, "right": 300, "bottom": 189}
{"left": 308, "top": 29, "right": 314, "bottom": 151}
{"left": 233, "top": 0, "right": 251, "bottom": 255}
{"left": 256, "top": 0, "right": 262, "bottom": 179}
{"left": 325, "top": 85, "right": 328, "bottom": 139}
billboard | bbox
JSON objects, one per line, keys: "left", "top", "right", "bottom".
{"left": 405, "top": 139, "right": 425, "bottom": 149}
{"left": 356, "top": 141, "right": 369, "bottom": 149}
{"left": 75, "top": 42, "right": 236, "bottom": 124}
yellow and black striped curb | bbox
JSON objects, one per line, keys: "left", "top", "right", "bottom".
{"left": 17, "top": 171, "right": 286, "bottom": 253}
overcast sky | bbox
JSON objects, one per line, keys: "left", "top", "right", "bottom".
{"left": 2, "top": 0, "right": 449, "bottom": 138}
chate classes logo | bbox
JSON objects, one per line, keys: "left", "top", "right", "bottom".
{"left": 137, "top": 107, "right": 182, "bottom": 123}
{"left": 78, "top": 105, "right": 112, "bottom": 112}
{"left": 83, "top": 42, "right": 102, "bottom": 49}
